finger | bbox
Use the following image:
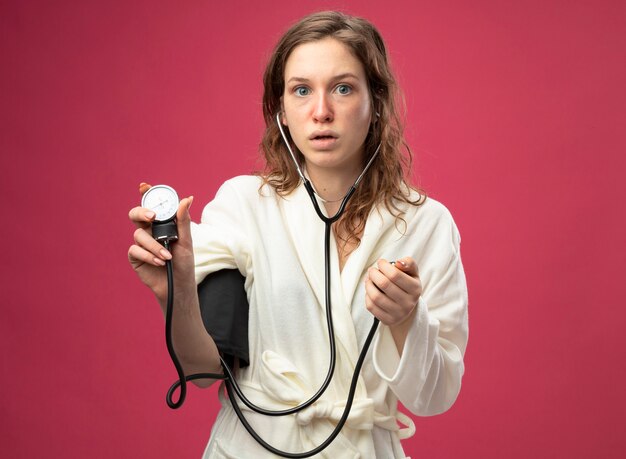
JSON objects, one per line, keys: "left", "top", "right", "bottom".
{"left": 133, "top": 227, "right": 172, "bottom": 260}
{"left": 377, "top": 258, "right": 420, "bottom": 295}
{"left": 394, "top": 257, "right": 419, "bottom": 277}
{"left": 128, "top": 244, "right": 167, "bottom": 267}
{"left": 371, "top": 261, "right": 422, "bottom": 315}
{"left": 129, "top": 206, "right": 156, "bottom": 228}
{"left": 139, "top": 182, "right": 152, "bottom": 196}
{"left": 365, "top": 282, "right": 417, "bottom": 327}
{"left": 364, "top": 294, "right": 395, "bottom": 324}
{"left": 367, "top": 266, "right": 405, "bottom": 304}
{"left": 174, "top": 196, "right": 194, "bottom": 242}
{"left": 364, "top": 274, "right": 397, "bottom": 312}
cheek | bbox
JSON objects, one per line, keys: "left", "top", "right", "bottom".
{"left": 282, "top": 101, "right": 306, "bottom": 126}
{"left": 352, "top": 103, "right": 372, "bottom": 135}
{"left": 350, "top": 97, "right": 372, "bottom": 122}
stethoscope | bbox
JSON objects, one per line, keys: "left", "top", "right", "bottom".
{"left": 145, "top": 113, "right": 383, "bottom": 457}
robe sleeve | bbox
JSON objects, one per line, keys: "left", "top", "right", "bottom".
{"left": 190, "top": 178, "right": 252, "bottom": 284}
{"left": 372, "top": 206, "right": 469, "bottom": 416}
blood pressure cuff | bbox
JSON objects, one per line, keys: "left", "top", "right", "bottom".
{"left": 197, "top": 269, "right": 250, "bottom": 368}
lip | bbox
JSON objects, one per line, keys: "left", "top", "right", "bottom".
{"left": 308, "top": 130, "right": 339, "bottom": 150}
{"left": 308, "top": 130, "right": 338, "bottom": 140}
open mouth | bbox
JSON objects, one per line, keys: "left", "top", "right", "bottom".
{"left": 309, "top": 131, "right": 338, "bottom": 142}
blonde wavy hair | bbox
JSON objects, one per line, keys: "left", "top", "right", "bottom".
{"left": 260, "top": 11, "right": 424, "bottom": 246}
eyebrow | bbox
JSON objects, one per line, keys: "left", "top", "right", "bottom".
{"left": 286, "top": 73, "right": 361, "bottom": 85}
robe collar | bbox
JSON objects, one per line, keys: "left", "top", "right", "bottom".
{"left": 280, "top": 182, "right": 403, "bottom": 361}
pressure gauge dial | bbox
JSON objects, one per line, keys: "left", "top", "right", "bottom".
{"left": 141, "top": 184, "right": 179, "bottom": 222}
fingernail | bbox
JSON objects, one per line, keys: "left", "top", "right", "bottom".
{"left": 154, "top": 257, "right": 165, "bottom": 266}
{"left": 188, "top": 196, "right": 194, "bottom": 209}
{"left": 160, "top": 248, "right": 172, "bottom": 260}
{"left": 146, "top": 211, "right": 155, "bottom": 220}
{"left": 139, "top": 183, "right": 152, "bottom": 195}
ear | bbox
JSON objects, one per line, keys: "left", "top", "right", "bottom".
{"left": 280, "top": 98, "right": 287, "bottom": 126}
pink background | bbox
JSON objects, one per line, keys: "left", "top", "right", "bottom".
{"left": 2, "top": 0, "right": 625, "bottom": 457}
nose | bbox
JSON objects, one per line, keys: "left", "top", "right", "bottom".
{"left": 312, "top": 93, "right": 333, "bottom": 123}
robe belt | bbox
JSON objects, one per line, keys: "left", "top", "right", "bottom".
{"left": 232, "top": 351, "right": 416, "bottom": 446}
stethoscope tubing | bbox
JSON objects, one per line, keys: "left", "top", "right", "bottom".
{"left": 163, "top": 199, "right": 380, "bottom": 457}
{"left": 162, "top": 115, "right": 383, "bottom": 456}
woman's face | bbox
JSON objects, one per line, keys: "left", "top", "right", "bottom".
{"left": 281, "top": 37, "right": 372, "bottom": 177}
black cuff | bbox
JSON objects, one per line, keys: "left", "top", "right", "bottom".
{"left": 197, "top": 269, "right": 250, "bottom": 368}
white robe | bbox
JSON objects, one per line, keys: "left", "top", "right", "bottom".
{"left": 191, "top": 176, "right": 468, "bottom": 459}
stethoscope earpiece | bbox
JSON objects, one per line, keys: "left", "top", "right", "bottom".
{"left": 274, "top": 112, "right": 381, "bottom": 192}
{"left": 163, "top": 109, "right": 383, "bottom": 457}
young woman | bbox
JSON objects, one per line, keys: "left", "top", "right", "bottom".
{"left": 128, "top": 11, "right": 468, "bottom": 459}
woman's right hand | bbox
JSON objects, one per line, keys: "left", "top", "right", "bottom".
{"left": 128, "top": 184, "right": 223, "bottom": 385}
{"left": 127, "top": 187, "right": 196, "bottom": 305}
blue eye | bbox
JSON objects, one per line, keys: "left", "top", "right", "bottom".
{"left": 295, "top": 87, "right": 311, "bottom": 96}
{"left": 335, "top": 84, "right": 352, "bottom": 95}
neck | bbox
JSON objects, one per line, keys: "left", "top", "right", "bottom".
{"left": 304, "top": 164, "right": 360, "bottom": 203}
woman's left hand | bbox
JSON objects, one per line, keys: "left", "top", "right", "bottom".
{"left": 365, "top": 257, "right": 422, "bottom": 327}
